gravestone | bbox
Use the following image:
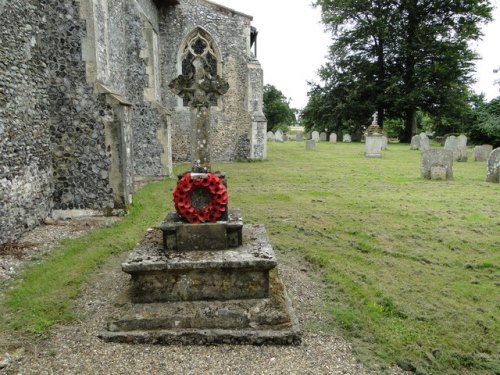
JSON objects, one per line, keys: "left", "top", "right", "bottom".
{"left": 312, "top": 131, "right": 320, "bottom": 142}
{"left": 295, "top": 133, "right": 303, "bottom": 141}
{"left": 364, "top": 113, "right": 383, "bottom": 157}
{"left": 381, "top": 134, "right": 388, "bottom": 150}
{"left": 456, "top": 135, "right": 468, "bottom": 162}
{"left": 319, "top": 132, "right": 327, "bottom": 141}
{"left": 100, "top": 57, "right": 300, "bottom": 345}
{"left": 486, "top": 147, "right": 500, "bottom": 183}
{"left": 305, "top": 140, "right": 316, "bottom": 150}
{"left": 419, "top": 133, "right": 430, "bottom": 151}
{"left": 473, "top": 144, "right": 493, "bottom": 162}
{"left": 329, "top": 133, "right": 337, "bottom": 143}
{"left": 421, "top": 149, "right": 454, "bottom": 180}
{"left": 445, "top": 135, "right": 467, "bottom": 162}
{"left": 275, "top": 129, "right": 284, "bottom": 142}
{"left": 267, "top": 131, "right": 274, "bottom": 141}
{"left": 410, "top": 134, "right": 421, "bottom": 150}
{"left": 343, "top": 134, "right": 352, "bottom": 143}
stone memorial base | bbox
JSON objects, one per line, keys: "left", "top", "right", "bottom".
{"left": 99, "top": 221, "right": 300, "bottom": 345}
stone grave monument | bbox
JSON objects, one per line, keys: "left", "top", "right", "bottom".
{"left": 410, "top": 134, "right": 421, "bottom": 150}
{"left": 295, "top": 133, "right": 303, "bottom": 141}
{"left": 267, "top": 131, "right": 274, "bottom": 141}
{"left": 319, "top": 132, "right": 327, "bottom": 141}
{"left": 343, "top": 134, "right": 352, "bottom": 143}
{"left": 312, "top": 131, "right": 320, "bottom": 142}
{"left": 329, "top": 133, "right": 337, "bottom": 143}
{"left": 275, "top": 129, "right": 284, "bottom": 142}
{"left": 473, "top": 145, "right": 493, "bottom": 162}
{"left": 364, "top": 112, "right": 383, "bottom": 158}
{"left": 419, "top": 133, "right": 430, "bottom": 151}
{"left": 421, "top": 149, "right": 454, "bottom": 180}
{"left": 99, "top": 56, "right": 300, "bottom": 345}
{"left": 305, "top": 139, "right": 316, "bottom": 150}
{"left": 486, "top": 147, "right": 500, "bottom": 183}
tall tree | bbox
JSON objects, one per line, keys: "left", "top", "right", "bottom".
{"left": 312, "top": 0, "right": 492, "bottom": 141}
{"left": 263, "top": 84, "right": 296, "bottom": 131}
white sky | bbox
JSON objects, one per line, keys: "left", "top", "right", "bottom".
{"left": 214, "top": 0, "right": 500, "bottom": 109}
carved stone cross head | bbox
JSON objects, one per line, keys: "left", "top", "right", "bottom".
{"left": 169, "top": 56, "right": 229, "bottom": 108}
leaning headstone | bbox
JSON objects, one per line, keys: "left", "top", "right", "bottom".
{"left": 486, "top": 147, "right": 500, "bottom": 183}
{"left": 267, "top": 131, "right": 274, "bottom": 141}
{"left": 421, "top": 149, "right": 454, "bottom": 180}
{"left": 343, "top": 134, "right": 352, "bottom": 143}
{"left": 329, "top": 133, "right": 337, "bottom": 143}
{"left": 319, "top": 132, "right": 327, "bottom": 141}
{"left": 473, "top": 144, "right": 493, "bottom": 162}
{"left": 275, "top": 129, "right": 284, "bottom": 142}
{"left": 456, "top": 135, "right": 468, "bottom": 162}
{"left": 295, "top": 133, "right": 303, "bottom": 141}
{"left": 410, "top": 134, "right": 421, "bottom": 150}
{"left": 312, "top": 131, "right": 320, "bottom": 142}
{"left": 419, "top": 132, "right": 430, "bottom": 151}
{"left": 305, "top": 140, "right": 316, "bottom": 150}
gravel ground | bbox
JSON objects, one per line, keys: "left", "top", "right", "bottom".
{"left": 0, "top": 218, "right": 408, "bottom": 375}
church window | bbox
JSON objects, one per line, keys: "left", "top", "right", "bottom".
{"left": 180, "top": 31, "right": 219, "bottom": 106}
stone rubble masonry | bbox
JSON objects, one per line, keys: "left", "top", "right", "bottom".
{"left": 0, "top": 0, "right": 265, "bottom": 244}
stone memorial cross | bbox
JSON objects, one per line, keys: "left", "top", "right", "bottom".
{"left": 169, "top": 56, "right": 229, "bottom": 173}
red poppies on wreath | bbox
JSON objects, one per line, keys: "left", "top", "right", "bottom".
{"left": 172, "top": 172, "right": 228, "bottom": 224}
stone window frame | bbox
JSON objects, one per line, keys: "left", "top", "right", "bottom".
{"left": 176, "top": 27, "right": 223, "bottom": 109}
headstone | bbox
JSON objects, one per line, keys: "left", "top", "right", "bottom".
{"left": 275, "top": 129, "right": 284, "bottom": 142}
{"left": 421, "top": 149, "right": 454, "bottom": 180}
{"left": 419, "top": 132, "right": 430, "bottom": 151}
{"left": 267, "top": 131, "right": 274, "bottom": 141}
{"left": 410, "top": 134, "right": 421, "bottom": 150}
{"left": 381, "top": 135, "right": 388, "bottom": 150}
{"left": 319, "top": 132, "right": 327, "bottom": 141}
{"left": 312, "top": 131, "right": 320, "bottom": 142}
{"left": 295, "top": 133, "right": 303, "bottom": 141}
{"left": 473, "top": 144, "right": 493, "bottom": 162}
{"left": 343, "top": 134, "right": 352, "bottom": 143}
{"left": 486, "top": 147, "right": 500, "bottom": 183}
{"left": 364, "top": 134, "right": 383, "bottom": 157}
{"left": 329, "top": 133, "right": 337, "bottom": 143}
{"left": 304, "top": 132, "right": 311, "bottom": 140}
{"left": 305, "top": 140, "right": 316, "bottom": 150}
{"left": 456, "top": 135, "right": 468, "bottom": 162}
{"left": 444, "top": 135, "right": 467, "bottom": 162}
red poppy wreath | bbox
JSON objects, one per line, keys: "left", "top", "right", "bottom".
{"left": 172, "top": 172, "right": 228, "bottom": 224}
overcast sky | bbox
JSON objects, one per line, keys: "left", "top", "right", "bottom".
{"left": 214, "top": 0, "right": 500, "bottom": 109}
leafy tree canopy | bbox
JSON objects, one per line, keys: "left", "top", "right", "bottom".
{"left": 304, "top": 0, "right": 493, "bottom": 141}
{"left": 263, "top": 84, "right": 296, "bottom": 132}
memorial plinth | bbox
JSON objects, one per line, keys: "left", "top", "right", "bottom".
{"left": 99, "top": 223, "right": 300, "bottom": 345}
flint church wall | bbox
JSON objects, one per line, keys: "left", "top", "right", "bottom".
{"left": 0, "top": 0, "right": 170, "bottom": 244}
{"left": 160, "top": 0, "right": 257, "bottom": 163}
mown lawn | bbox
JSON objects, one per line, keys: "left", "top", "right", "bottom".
{"left": 1, "top": 141, "right": 498, "bottom": 374}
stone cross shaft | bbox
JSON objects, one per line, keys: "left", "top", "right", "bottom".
{"left": 169, "top": 56, "right": 229, "bottom": 173}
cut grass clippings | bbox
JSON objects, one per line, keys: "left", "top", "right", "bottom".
{"left": 0, "top": 142, "right": 498, "bottom": 374}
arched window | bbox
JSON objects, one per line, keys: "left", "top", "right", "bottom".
{"left": 180, "top": 29, "right": 220, "bottom": 107}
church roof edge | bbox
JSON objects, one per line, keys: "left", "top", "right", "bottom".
{"left": 201, "top": 0, "right": 253, "bottom": 20}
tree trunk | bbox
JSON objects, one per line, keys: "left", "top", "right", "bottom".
{"left": 401, "top": 108, "right": 417, "bottom": 142}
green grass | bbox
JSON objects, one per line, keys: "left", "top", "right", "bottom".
{"left": 1, "top": 142, "right": 498, "bottom": 374}
{"left": 0, "top": 179, "right": 177, "bottom": 332}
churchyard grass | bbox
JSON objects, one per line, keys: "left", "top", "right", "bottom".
{"left": 0, "top": 180, "right": 176, "bottom": 332}
{"left": 1, "top": 142, "right": 498, "bottom": 374}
